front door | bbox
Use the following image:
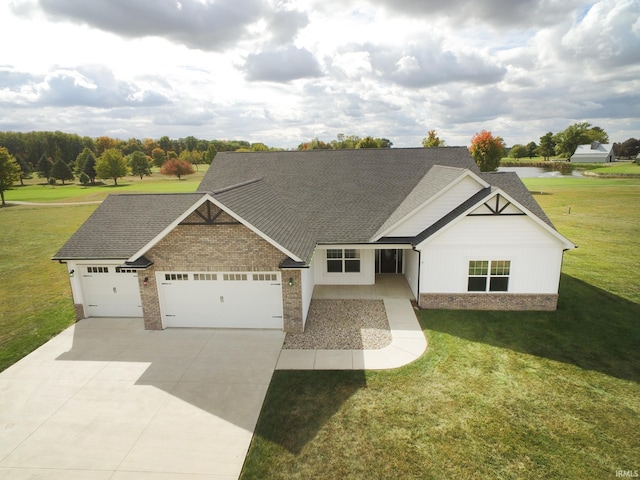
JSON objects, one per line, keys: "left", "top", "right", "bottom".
{"left": 376, "top": 249, "right": 403, "bottom": 274}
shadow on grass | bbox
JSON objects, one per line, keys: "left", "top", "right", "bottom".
{"left": 424, "top": 274, "right": 640, "bottom": 382}
{"left": 252, "top": 370, "right": 367, "bottom": 455}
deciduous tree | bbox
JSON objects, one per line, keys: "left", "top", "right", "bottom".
{"left": 179, "top": 149, "right": 203, "bottom": 170}
{"left": 469, "top": 130, "right": 505, "bottom": 172}
{"left": 160, "top": 158, "right": 195, "bottom": 180}
{"left": 356, "top": 136, "right": 381, "bottom": 148}
{"left": 18, "top": 159, "right": 33, "bottom": 186}
{"left": 422, "top": 130, "right": 446, "bottom": 147}
{"left": 96, "top": 148, "right": 128, "bottom": 186}
{"left": 508, "top": 144, "right": 528, "bottom": 159}
{"left": 151, "top": 147, "right": 166, "bottom": 168}
{"left": 526, "top": 142, "right": 537, "bottom": 158}
{"left": 0, "top": 147, "right": 21, "bottom": 206}
{"left": 537, "top": 132, "right": 555, "bottom": 161}
{"left": 613, "top": 138, "right": 640, "bottom": 159}
{"left": 553, "top": 122, "right": 609, "bottom": 158}
{"left": 128, "top": 151, "right": 153, "bottom": 179}
{"left": 204, "top": 144, "right": 217, "bottom": 164}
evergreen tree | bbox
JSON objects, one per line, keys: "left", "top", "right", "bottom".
{"left": 51, "top": 158, "right": 74, "bottom": 185}
{"left": 36, "top": 154, "right": 53, "bottom": 181}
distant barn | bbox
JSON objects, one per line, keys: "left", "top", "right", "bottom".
{"left": 570, "top": 142, "right": 615, "bottom": 163}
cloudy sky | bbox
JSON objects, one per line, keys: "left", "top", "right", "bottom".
{"left": 1, "top": 0, "right": 639, "bottom": 148}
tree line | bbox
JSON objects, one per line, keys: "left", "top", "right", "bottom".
{"left": 507, "top": 125, "right": 639, "bottom": 161}
{"left": 0, "top": 131, "right": 287, "bottom": 187}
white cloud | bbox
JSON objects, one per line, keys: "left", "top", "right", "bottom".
{"left": 1, "top": 0, "right": 639, "bottom": 148}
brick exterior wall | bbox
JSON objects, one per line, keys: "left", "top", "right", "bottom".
{"left": 419, "top": 293, "right": 558, "bottom": 311}
{"left": 73, "top": 303, "right": 86, "bottom": 321}
{"left": 138, "top": 205, "right": 304, "bottom": 331}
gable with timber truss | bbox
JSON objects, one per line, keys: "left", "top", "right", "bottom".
{"left": 468, "top": 193, "right": 525, "bottom": 216}
{"left": 180, "top": 201, "right": 241, "bottom": 226}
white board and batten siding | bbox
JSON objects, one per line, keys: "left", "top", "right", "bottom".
{"left": 385, "top": 175, "right": 482, "bottom": 237}
{"left": 418, "top": 215, "right": 566, "bottom": 295}
{"left": 313, "top": 247, "right": 375, "bottom": 285}
{"left": 403, "top": 248, "right": 420, "bottom": 299}
{"left": 156, "top": 271, "right": 283, "bottom": 329}
{"left": 67, "top": 261, "right": 143, "bottom": 317}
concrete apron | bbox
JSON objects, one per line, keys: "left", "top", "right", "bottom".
{"left": 0, "top": 318, "right": 285, "bottom": 479}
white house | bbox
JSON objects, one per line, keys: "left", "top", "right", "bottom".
{"left": 570, "top": 142, "right": 615, "bottom": 163}
{"left": 53, "top": 148, "right": 575, "bottom": 332}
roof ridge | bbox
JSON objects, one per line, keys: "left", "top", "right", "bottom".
{"left": 211, "top": 178, "right": 263, "bottom": 194}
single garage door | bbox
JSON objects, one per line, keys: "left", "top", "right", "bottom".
{"left": 157, "top": 271, "right": 284, "bottom": 329}
{"left": 81, "top": 266, "right": 143, "bottom": 317}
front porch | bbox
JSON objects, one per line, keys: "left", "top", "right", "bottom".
{"left": 311, "top": 273, "right": 415, "bottom": 301}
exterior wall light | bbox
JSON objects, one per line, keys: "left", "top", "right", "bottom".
{"left": 143, "top": 276, "right": 149, "bottom": 286}
{"left": 69, "top": 269, "right": 75, "bottom": 277}
{"left": 288, "top": 278, "right": 294, "bottom": 287}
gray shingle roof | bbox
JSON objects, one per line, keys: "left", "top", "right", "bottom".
{"left": 53, "top": 193, "right": 205, "bottom": 260}
{"left": 199, "top": 147, "right": 480, "bottom": 251}
{"left": 54, "top": 148, "right": 560, "bottom": 263}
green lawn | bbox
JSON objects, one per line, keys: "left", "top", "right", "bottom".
{"left": 242, "top": 176, "right": 640, "bottom": 479}
{"left": 0, "top": 204, "right": 98, "bottom": 371}
{"left": 588, "top": 161, "right": 640, "bottom": 176}
{"left": 0, "top": 169, "right": 206, "bottom": 370}
{"left": 1, "top": 173, "right": 639, "bottom": 478}
{"left": 4, "top": 166, "right": 208, "bottom": 203}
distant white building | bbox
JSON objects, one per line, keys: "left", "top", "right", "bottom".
{"left": 570, "top": 142, "right": 615, "bottom": 163}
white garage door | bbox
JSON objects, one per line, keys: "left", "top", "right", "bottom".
{"left": 81, "top": 266, "right": 143, "bottom": 317}
{"left": 157, "top": 271, "right": 284, "bottom": 329}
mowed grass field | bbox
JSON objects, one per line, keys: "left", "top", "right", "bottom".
{"left": 241, "top": 176, "right": 640, "bottom": 479}
{"left": 1, "top": 173, "right": 639, "bottom": 478}
{"left": 0, "top": 169, "right": 207, "bottom": 370}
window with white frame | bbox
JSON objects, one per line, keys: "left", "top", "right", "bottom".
{"left": 326, "top": 249, "right": 360, "bottom": 273}
{"left": 468, "top": 260, "right": 511, "bottom": 292}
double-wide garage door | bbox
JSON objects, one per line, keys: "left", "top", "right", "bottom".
{"left": 157, "top": 271, "right": 284, "bottom": 329}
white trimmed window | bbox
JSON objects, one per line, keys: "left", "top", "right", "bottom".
{"left": 468, "top": 260, "right": 511, "bottom": 292}
{"left": 327, "top": 249, "right": 361, "bottom": 273}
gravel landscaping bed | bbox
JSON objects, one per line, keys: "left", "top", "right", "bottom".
{"left": 283, "top": 299, "right": 392, "bottom": 350}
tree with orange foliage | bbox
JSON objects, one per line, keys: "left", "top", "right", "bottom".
{"left": 469, "top": 130, "right": 505, "bottom": 172}
{"left": 160, "top": 158, "right": 195, "bottom": 180}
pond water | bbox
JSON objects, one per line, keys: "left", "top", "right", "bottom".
{"left": 497, "top": 166, "right": 583, "bottom": 178}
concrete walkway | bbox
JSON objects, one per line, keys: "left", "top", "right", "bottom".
{"left": 0, "top": 319, "right": 284, "bottom": 479}
{"left": 276, "top": 298, "right": 427, "bottom": 370}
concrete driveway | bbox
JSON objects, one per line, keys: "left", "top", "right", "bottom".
{"left": 0, "top": 318, "right": 285, "bottom": 479}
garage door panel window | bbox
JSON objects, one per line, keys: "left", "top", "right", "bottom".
{"left": 193, "top": 273, "right": 217, "bottom": 281}
{"left": 87, "top": 266, "right": 109, "bottom": 273}
{"left": 326, "top": 249, "right": 361, "bottom": 273}
{"left": 223, "top": 273, "right": 247, "bottom": 281}
{"left": 253, "top": 273, "right": 278, "bottom": 281}
{"left": 116, "top": 267, "right": 136, "bottom": 274}
{"left": 468, "top": 260, "right": 510, "bottom": 292}
{"left": 165, "top": 273, "right": 189, "bottom": 281}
